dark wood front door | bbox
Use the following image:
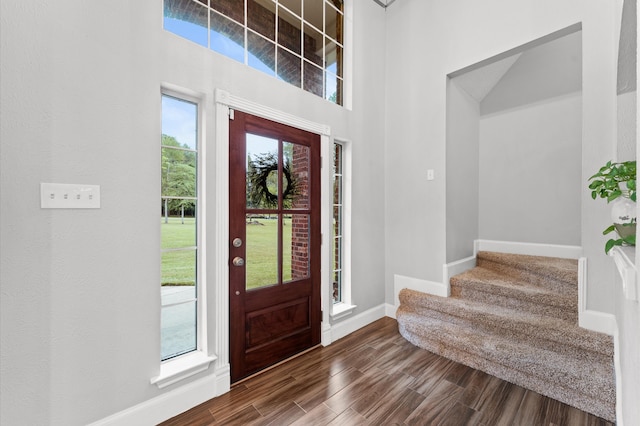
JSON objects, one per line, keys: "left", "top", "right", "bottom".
{"left": 229, "top": 110, "right": 321, "bottom": 382}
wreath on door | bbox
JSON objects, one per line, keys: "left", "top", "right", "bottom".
{"left": 247, "top": 153, "right": 298, "bottom": 208}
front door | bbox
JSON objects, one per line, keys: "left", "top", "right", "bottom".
{"left": 229, "top": 110, "right": 321, "bottom": 382}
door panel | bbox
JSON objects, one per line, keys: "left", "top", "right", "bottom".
{"left": 229, "top": 110, "right": 321, "bottom": 382}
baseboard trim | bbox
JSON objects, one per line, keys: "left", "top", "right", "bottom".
{"left": 443, "top": 256, "right": 476, "bottom": 291}
{"left": 321, "top": 322, "right": 332, "bottom": 346}
{"left": 613, "top": 322, "right": 624, "bottom": 426}
{"left": 579, "top": 309, "right": 616, "bottom": 336}
{"left": 394, "top": 274, "right": 448, "bottom": 310}
{"left": 330, "top": 304, "right": 387, "bottom": 342}
{"left": 577, "top": 257, "right": 616, "bottom": 335}
{"left": 88, "top": 370, "right": 228, "bottom": 426}
{"left": 385, "top": 303, "right": 397, "bottom": 319}
{"left": 475, "top": 239, "right": 582, "bottom": 259}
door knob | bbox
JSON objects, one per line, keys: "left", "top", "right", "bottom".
{"left": 232, "top": 257, "right": 245, "bottom": 267}
{"left": 232, "top": 238, "right": 243, "bottom": 248}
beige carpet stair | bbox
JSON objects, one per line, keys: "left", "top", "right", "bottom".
{"left": 396, "top": 251, "right": 616, "bottom": 422}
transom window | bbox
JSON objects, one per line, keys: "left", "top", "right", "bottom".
{"left": 163, "top": 0, "right": 345, "bottom": 105}
{"left": 161, "top": 94, "right": 199, "bottom": 361}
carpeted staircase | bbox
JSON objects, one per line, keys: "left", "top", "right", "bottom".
{"left": 396, "top": 251, "right": 616, "bottom": 422}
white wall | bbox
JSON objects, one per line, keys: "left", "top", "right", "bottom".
{"left": 617, "top": 91, "right": 637, "bottom": 159}
{"left": 615, "top": 2, "right": 639, "bottom": 422}
{"left": 478, "top": 93, "right": 582, "bottom": 245}
{"left": 0, "top": 0, "right": 387, "bottom": 424}
{"left": 446, "top": 80, "right": 480, "bottom": 262}
{"left": 384, "top": 0, "right": 619, "bottom": 313}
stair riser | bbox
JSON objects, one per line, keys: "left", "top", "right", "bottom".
{"left": 450, "top": 283, "right": 578, "bottom": 322}
{"left": 397, "top": 319, "right": 615, "bottom": 422}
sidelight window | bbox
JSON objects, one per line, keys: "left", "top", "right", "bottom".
{"left": 331, "top": 140, "right": 354, "bottom": 318}
{"left": 160, "top": 93, "right": 199, "bottom": 361}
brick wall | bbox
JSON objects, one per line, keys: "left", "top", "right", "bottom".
{"left": 290, "top": 144, "right": 310, "bottom": 280}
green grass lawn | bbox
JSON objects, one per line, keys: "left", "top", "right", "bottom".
{"left": 161, "top": 217, "right": 293, "bottom": 289}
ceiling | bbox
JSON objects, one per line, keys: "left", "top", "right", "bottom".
{"left": 451, "top": 29, "right": 582, "bottom": 115}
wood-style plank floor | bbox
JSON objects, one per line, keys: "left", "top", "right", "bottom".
{"left": 160, "top": 317, "right": 614, "bottom": 426}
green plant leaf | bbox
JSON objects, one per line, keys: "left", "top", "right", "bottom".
{"left": 603, "top": 225, "right": 616, "bottom": 235}
{"left": 605, "top": 239, "right": 621, "bottom": 254}
{"left": 607, "top": 190, "right": 622, "bottom": 202}
{"left": 623, "top": 234, "right": 636, "bottom": 245}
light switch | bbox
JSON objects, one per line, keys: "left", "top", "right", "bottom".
{"left": 40, "top": 183, "right": 100, "bottom": 209}
{"left": 427, "top": 169, "right": 435, "bottom": 181}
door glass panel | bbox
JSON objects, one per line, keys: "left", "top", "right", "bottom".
{"left": 285, "top": 214, "right": 310, "bottom": 282}
{"left": 282, "top": 215, "right": 293, "bottom": 282}
{"left": 284, "top": 142, "right": 310, "bottom": 209}
{"left": 247, "top": 133, "right": 279, "bottom": 209}
{"left": 246, "top": 214, "right": 279, "bottom": 290}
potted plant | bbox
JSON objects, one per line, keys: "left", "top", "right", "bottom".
{"left": 588, "top": 160, "right": 636, "bottom": 253}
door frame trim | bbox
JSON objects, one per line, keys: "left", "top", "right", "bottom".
{"left": 213, "top": 89, "right": 333, "bottom": 384}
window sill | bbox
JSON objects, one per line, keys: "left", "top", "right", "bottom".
{"left": 150, "top": 351, "right": 216, "bottom": 389}
{"left": 331, "top": 303, "right": 356, "bottom": 321}
{"left": 609, "top": 246, "right": 637, "bottom": 301}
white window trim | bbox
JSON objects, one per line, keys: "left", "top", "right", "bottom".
{"left": 330, "top": 138, "right": 355, "bottom": 320}
{"left": 153, "top": 85, "right": 214, "bottom": 389}
{"left": 151, "top": 351, "right": 217, "bottom": 389}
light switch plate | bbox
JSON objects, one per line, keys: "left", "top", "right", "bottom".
{"left": 427, "top": 169, "right": 435, "bottom": 181}
{"left": 41, "top": 183, "right": 100, "bottom": 209}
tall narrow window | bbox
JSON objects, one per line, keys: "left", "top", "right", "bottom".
{"left": 161, "top": 94, "right": 198, "bottom": 361}
{"left": 332, "top": 142, "right": 343, "bottom": 303}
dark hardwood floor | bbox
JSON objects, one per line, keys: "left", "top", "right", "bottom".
{"left": 160, "top": 317, "right": 614, "bottom": 426}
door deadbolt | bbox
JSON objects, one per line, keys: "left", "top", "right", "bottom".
{"left": 232, "top": 257, "right": 245, "bottom": 267}
{"left": 232, "top": 238, "right": 243, "bottom": 248}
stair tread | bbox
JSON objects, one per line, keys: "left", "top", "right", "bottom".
{"left": 397, "top": 308, "right": 614, "bottom": 397}
{"left": 477, "top": 251, "right": 578, "bottom": 286}
{"left": 452, "top": 266, "right": 577, "bottom": 304}
{"left": 399, "top": 288, "right": 612, "bottom": 356}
